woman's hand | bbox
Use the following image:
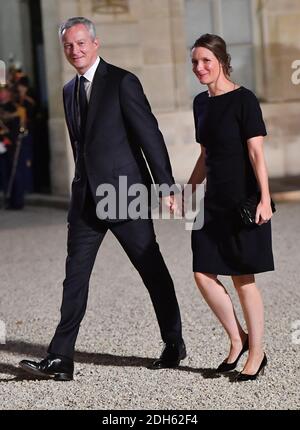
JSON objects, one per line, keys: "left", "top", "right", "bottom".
{"left": 177, "top": 188, "right": 191, "bottom": 218}
{"left": 255, "top": 200, "right": 273, "bottom": 225}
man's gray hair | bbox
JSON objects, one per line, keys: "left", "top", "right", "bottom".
{"left": 59, "top": 17, "right": 96, "bottom": 41}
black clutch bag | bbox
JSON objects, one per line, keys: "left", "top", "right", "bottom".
{"left": 238, "top": 192, "right": 276, "bottom": 226}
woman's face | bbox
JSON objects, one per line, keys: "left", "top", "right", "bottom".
{"left": 191, "top": 46, "right": 222, "bottom": 85}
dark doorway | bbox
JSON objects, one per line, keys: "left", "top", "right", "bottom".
{"left": 27, "top": 0, "right": 51, "bottom": 193}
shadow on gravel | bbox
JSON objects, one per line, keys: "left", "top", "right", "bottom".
{"left": 0, "top": 362, "right": 48, "bottom": 382}
{"left": 0, "top": 340, "right": 222, "bottom": 381}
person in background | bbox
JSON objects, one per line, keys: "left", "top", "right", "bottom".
{"left": 0, "top": 118, "right": 10, "bottom": 204}
{"left": 14, "top": 76, "right": 36, "bottom": 193}
{"left": 0, "top": 86, "right": 24, "bottom": 209}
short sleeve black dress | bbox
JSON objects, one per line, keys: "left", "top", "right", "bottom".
{"left": 191, "top": 86, "right": 274, "bottom": 275}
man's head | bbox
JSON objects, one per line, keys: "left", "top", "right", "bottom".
{"left": 59, "top": 17, "right": 99, "bottom": 75}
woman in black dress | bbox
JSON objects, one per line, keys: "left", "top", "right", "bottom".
{"left": 186, "top": 34, "right": 274, "bottom": 381}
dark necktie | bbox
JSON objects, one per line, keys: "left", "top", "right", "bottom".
{"left": 78, "top": 75, "right": 88, "bottom": 136}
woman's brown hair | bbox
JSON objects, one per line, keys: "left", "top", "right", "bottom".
{"left": 192, "top": 34, "right": 233, "bottom": 76}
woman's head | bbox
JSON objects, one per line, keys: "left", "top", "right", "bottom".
{"left": 191, "top": 34, "right": 232, "bottom": 85}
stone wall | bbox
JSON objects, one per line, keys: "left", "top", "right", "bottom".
{"left": 256, "top": 0, "right": 300, "bottom": 102}
{"left": 159, "top": 102, "right": 300, "bottom": 183}
{"left": 38, "top": 0, "right": 300, "bottom": 195}
{"left": 40, "top": 0, "right": 191, "bottom": 195}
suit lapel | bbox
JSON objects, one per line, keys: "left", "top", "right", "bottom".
{"left": 85, "top": 59, "right": 108, "bottom": 143}
{"left": 64, "top": 76, "right": 79, "bottom": 141}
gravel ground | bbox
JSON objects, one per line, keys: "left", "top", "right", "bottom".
{"left": 0, "top": 203, "right": 299, "bottom": 410}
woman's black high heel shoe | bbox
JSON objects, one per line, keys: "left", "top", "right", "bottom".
{"left": 234, "top": 353, "right": 267, "bottom": 382}
{"left": 216, "top": 336, "right": 249, "bottom": 373}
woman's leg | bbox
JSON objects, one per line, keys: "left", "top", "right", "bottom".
{"left": 232, "top": 274, "right": 265, "bottom": 374}
{"left": 194, "top": 272, "right": 247, "bottom": 362}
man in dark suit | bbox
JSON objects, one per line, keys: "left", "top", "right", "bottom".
{"left": 19, "top": 17, "right": 186, "bottom": 380}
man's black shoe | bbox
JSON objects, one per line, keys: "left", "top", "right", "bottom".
{"left": 19, "top": 354, "right": 74, "bottom": 381}
{"left": 149, "top": 340, "right": 187, "bottom": 369}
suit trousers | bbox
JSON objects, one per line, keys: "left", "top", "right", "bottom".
{"left": 48, "top": 190, "right": 183, "bottom": 359}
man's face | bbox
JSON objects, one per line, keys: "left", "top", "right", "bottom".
{"left": 191, "top": 46, "right": 222, "bottom": 85}
{"left": 62, "top": 24, "right": 99, "bottom": 74}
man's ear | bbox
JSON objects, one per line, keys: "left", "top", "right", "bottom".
{"left": 94, "top": 37, "right": 100, "bottom": 49}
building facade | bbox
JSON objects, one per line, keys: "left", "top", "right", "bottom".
{"left": 1, "top": 0, "right": 299, "bottom": 195}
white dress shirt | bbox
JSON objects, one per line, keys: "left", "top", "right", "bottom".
{"left": 77, "top": 56, "right": 100, "bottom": 102}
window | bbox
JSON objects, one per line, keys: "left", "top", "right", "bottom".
{"left": 184, "top": 0, "right": 255, "bottom": 99}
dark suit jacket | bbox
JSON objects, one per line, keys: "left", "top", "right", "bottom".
{"left": 63, "top": 58, "right": 176, "bottom": 222}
